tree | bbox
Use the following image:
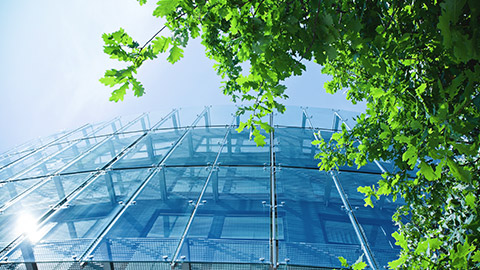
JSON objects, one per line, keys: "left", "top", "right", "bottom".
{"left": 100, "top": 0, "right": 480, "bottom": 268}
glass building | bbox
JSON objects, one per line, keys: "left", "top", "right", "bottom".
{"left": 0, "top": 106, "right": 401, "bottom": 270}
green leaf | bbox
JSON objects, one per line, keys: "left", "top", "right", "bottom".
{"left": 402, "top": 59, "right": 415, "bottom": 66}
{"left": 167, "top": 45, "right": 184, "bottom": 64}
{"left": 394, "top": 134, "right": 410, "bottom": 144}
{"left": 353, "top": 261, "right": 367, "bottom": 270}
{"left": 358, "top": 186, "right": 375, "bottom": 208}
{"left": 257, "top": 121, "right": 272, "bottom": 133}
{"left": 151, "top": 36, "right": 171, "bottom": 54}
{"left": 153, "top": 0, "right": 180, "bottom": 17}
{"left": 388, "top": 254, "right": 407, "bottom": 269}
{"left": 415, "top": 238, "right": 443, "bottom": 254}
{"left": 453, "top": 143, "right": 477, "bottom": 156}
{"left": 450, "top": 241, "right": 475, "bottom": 268}
{"left": 473, "top": 250, "right": 480, "bottom": 262}
{"left": 131, "top": 77, "right": 145, "bottom": 97}
{"left": 419, "top": 162, "right": 438, "bottom": 181}
{"left": 416, "top": 83, "right": 427, "bottom": 96}
{"left": 392, "top": 231, "right": 408, "bottom": 249}
{"left": 109, "top": 82, "right": 129, "bottom": 102}
{"left": 371, "top": 87, "right": 384, "bottom": 99}
{"left": 352, "top": 254, "right": 367, "bottom": 270}
{"left": 99, "top": 74, "right": 118, "bottom": 87}
{"left": 447, "top": 158, "right": 471, "bottom": 182}
{"left": 402, "top": 145, "right": 418, "bottom": 169}
{"left": 338, "top": 256, "right": 349, "bottom": 267}
{"left": 465, "top": 193, "right": 476, "bottom": 209}
{"left": 236, "top": 121, "right": 249, "bottom": 133}
{"left": 251, "top": 128, "right": 266, "bottom": 147}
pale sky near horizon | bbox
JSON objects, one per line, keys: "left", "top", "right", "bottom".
{"left": 0, "top": 0, "right": 365, "bottom": 153}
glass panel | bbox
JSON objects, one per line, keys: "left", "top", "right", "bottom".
{"left": 15, "top": 139, "right": 104, "bottom": 179}
{"left": 337, "top": 172, "right": 403, "bottom": 268}
{"left": 217, "top": 129, "right": 270, "bottom": 166}
{"left": 274, "top": 106, "right": 307, "bottom": 128}
{"left": 3, "top": 130, "right": 70, "bottom": 157}
{"left": 318, "top": 130, "right": 384, "bottom": 174}
{"left": 336, "top": 110, "right": 361, "bottom": 128}
{"left": 5, "top": 169, "right": 151, "bottom": 262}
{"left": 77, "top": 119, "right": 120, "bottom": 138}
{"left": 196, "top": 106, "right": 236, "bottom": 127}
{"left": 0, "top": 173, "right": 91, "bottom": 249}
{"left": 143, "top": 109, "right": 175, "bottom": 129}
{"left": 0, "top": 150, "right": 35, "bottom": 168}
{"left": 0, "top": 178, "right": 44, "bottom": 207}
{"left": 0, "top": 142, "right": 72, "bottom": 181}
{"left": 89, "top": 167, "right": 208, "bottom": 262}
{"left": 113, "top": 128, "right": 185, "bottom": 169}
{"left": 276, "top": 168, "right": 363, "bottom": 268}
{"left": 304, "top": 107, "right": 337, "bottom": 130}
{"left": 165, "top": 127, "right": 228, "bottom": 166}
{"left": 63, "top": 132, "right": 144, "bottom": 173}
{"left": 174, "top": 107, "right": 208, "bottom": 128}
{"left": 0, "top": 105, "right": 402, "bottom": 268}
{"left": 275, "top": 127, "right": 318, "bottom": 168}
{"left": 113, "top": 113, "right": 148, "bottom": 133}
{"left": 177, "top": 167, "right": 270, "bottom": 263}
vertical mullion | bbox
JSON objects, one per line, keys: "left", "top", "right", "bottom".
{"left": 269, "top": 113, "right": 278, "bottom": 269}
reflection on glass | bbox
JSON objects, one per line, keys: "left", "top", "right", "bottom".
{"left": 0, "top": 106, "right": 401, "bottom": 269}
{"left": 16, "top": 213, "right": 42, "bottom": 243}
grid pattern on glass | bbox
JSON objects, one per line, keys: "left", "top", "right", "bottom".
{"left": 177, "top": 167, "right": 270, "bottom": 263}
{"left": 276, "top": 168, "right": 362, "bottom": 268}
{"left": 216, "top": 128, "right": 270, "bottom": 166}
{"left": 89, "top": 167, "right": 209, "bottom": 262}
{"left": 0, "top": 106, "right": 402, "bottom": 270}
{"left": 274, "top": 127, "right": 319, "bottom": 168}
{"left": 165, "top": 127, "right": 229, "bottom": 166}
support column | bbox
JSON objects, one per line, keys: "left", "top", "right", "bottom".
{"left": 212, "top": 168, "right": 219, "bottom": 202}
{"left": 204, "top": 106, "right": 211, "bottom": 130}
{"left": 329, "top": 171, "right": 379, "bottom": 270}
{"left": 158, "top": 168, "right": 168, "bottom": 200}
{"left": 269, "top": 113, "right": 278, "bottom": 269}
{"left": 104, "top": 171, "right": 117, "bottom": 205}
{"left": 19, "top": 242, "right": 38, "bottom": 270}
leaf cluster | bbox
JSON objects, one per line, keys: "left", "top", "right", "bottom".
{"left": 102, "top": 0, "right": 480, "bottom": 268}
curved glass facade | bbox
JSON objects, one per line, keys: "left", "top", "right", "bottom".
{"left": 0, "top": 106, "right": 400, "bottom": 270}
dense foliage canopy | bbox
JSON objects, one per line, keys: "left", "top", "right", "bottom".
{"left": 100, "top": 0, "right": 480, "bottom": 268}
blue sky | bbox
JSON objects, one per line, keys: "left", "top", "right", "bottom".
{"left": 0, "top": 0, "right": 365, "bottom": 152}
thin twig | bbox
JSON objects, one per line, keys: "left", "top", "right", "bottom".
{"left": 140, "top": 25, "right": 168, "bottom": 52}
{"left": 139, "top": 12, "right": 186, "bottom": 52}
{"left": 252, "top": 0, "right": 265, "bottom": 17}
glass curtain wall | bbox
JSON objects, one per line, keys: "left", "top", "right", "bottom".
{"left": 0, "top": 106, "right": 401, "bottom": 270}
